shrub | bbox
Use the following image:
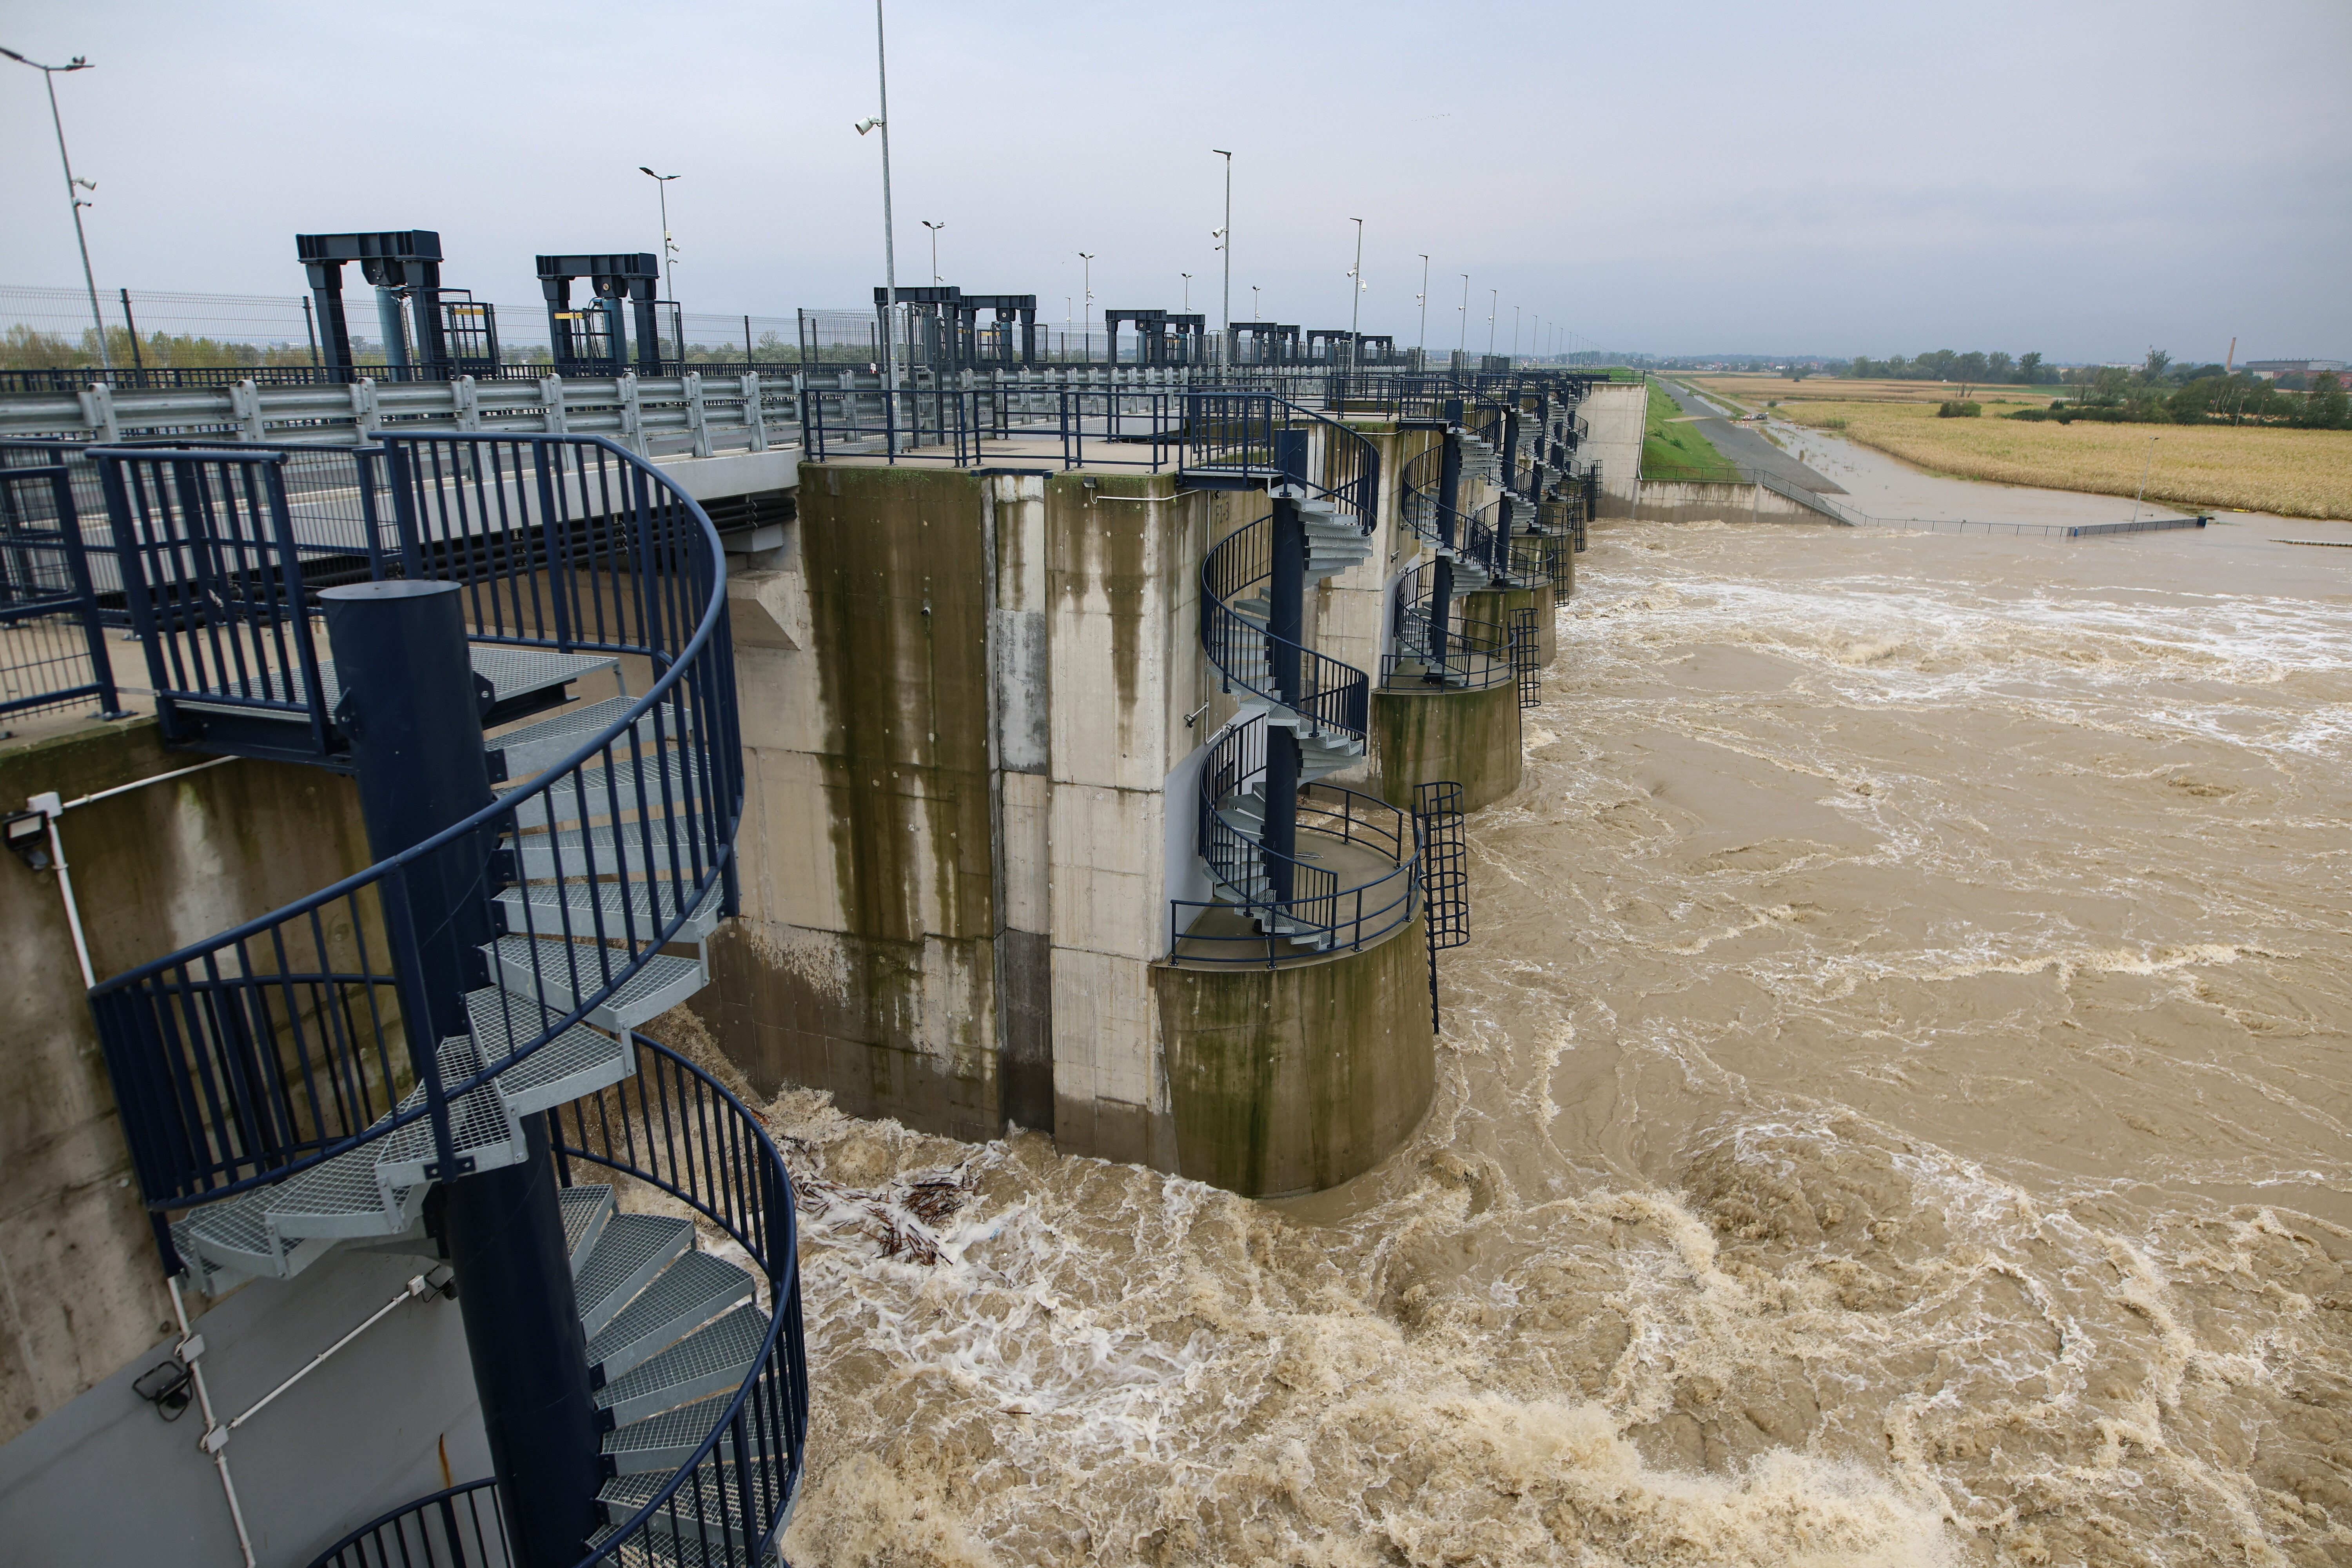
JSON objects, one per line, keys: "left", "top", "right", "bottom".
{"left": 1937, "top": 400, "right": 1982, "bottom": 418}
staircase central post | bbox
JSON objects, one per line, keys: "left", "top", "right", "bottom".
{"left": 1262, "top": 428, "right": 1308, "bottom": 905}
{"left": 1498, "top": 408, "right": 1522, "bottom": 577}
{"left": 321, "top": 581, "right": 601, "bottom": 1568}
{"left": 1428, "top": 400, "right": 1461, "bottom": 683}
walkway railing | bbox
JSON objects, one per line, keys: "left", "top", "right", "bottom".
{"left": 0, "top": 439, "right": 123, "bottom": 722}
{"left": 88, "top": 432, "right": 742, "bottom": 1220}
{"left": 304, "top": 1033, "right": 808, "bottom": 1568}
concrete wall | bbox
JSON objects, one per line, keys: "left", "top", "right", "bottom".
{"left": 702, "top": 463, "right": 1220, "bottom": 1168}
{"left": 1370, "top": 679, "right": 1525, "bottom": 813}
{"left": 1461, "top": 582, "right": 1557, "bottom": 670}
{"left": 1154, "top": 911, "right": 1436, "bottom": 1199}
{"left": 0, "top": 718, "right": 488, "bottom": 1563}
{"left": 1633, "top": 479, "right": 1829, "bottom": 524}
{"left": 1578, "top": 381, "right": 1648, "bottom": 517}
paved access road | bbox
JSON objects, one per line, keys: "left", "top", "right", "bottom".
{"left": 1658, "top": 381, "right": 1846, "bottom": 494}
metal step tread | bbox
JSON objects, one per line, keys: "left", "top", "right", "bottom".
{"left": 564, "top": 1185, "right": 618, "bottom": 1275}
{"left": 504, "top": 755, "right": 699, "bottom": 830}
{"left": 577, "top": 1213, "right": 696, "bottom": 1336}
{"left": 492, "top": 1019, "right": 636, "bottom": 1118}
{"left": 596, "top": 1304, "right": 767, "bottom": 1426}
{"left": 373, "top": 1042, "right": 526, "bottom": 1187}
{"left": 601, "top": 1392, "right": 740, "bottom": 1473}
{"left": 485, "top": 935, "right": 707, "bottom": 1029}
{"left": 512, "top": 818, "right": 714, "bottom": 880}
{"left": 589, "top": 1250, "right": 757, "bottom": 1379}
{"left": 584, "top": 1522, "right": 759, "bottom": 1567}
{"left": 496, "top": 878, "right": 724, "bottom": 946}
{"left": 597, "top": 1461, "right": 785, "bottom": 1553}
{"left": 492, "top": 695, "right": 695, "bottom": 779}
{"left": 170, "top": 645, "right": 615, "bottom": 719}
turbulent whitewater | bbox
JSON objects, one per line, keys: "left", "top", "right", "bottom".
{"left": 742, "top": 514, "right": 2352, "bottom": 1566}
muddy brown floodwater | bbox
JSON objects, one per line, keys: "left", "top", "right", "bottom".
{"left": 757, "top": 512, "right": 2352, "bottom": 1568}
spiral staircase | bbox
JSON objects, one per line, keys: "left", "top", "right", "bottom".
{"left": 83, "top": 433, "right": 804, "bottom": 1567}
{"left": 1176, "top": 396, "right": 1421, "bottom": 958}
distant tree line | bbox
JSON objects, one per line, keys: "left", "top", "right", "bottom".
{"left": 2, "top": 323, "right": 315, "bottom": 371}
{"left": 1835, "top": 345, "right": 2346, "bottom": 428}
{"left": 2025, "top": 350, "right": 2348, "bottom": 429}
{"left": 1846, "top": 349, "right": 2054, "bottom": 384}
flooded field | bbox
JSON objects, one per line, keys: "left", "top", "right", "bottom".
{"left": 768, "top": 504, "right": 2352, "bottom": 1566}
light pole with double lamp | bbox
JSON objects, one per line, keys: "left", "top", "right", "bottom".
{"left": 4, "top": 45, "right": 108, "bottom": 370}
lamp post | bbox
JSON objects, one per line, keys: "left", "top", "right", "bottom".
{"left": 637, "top": 168, "right": 681, "bottom": 310}
{"left": 1488, "top": 289, "right": 1497, "bottom": 358}
{"left": 1346, "top": 217, "right": 1364, "bottom": 372}
{"left": 1512, "top": 304, "right": 1520, "bottom": 363}
{"left": 920, "top": 220, "right": 944, "bottom": 284}
{"left": 1213, "top": 148, "right": 1232, "bottom": 367}
{"left": 1416, "top": 254, "right": 1430, "bottom": 359}
{"left": 1457, "top": 274, "right": 1470, "bottom": 360}
{"left": 1251, "top": 286, "right": 1261, "bottom": 316}
{"left": 853, "top": 0, "right": 901, "bottom": 387}
{"left": 1181, "top": 272, "right": 1192, "bottom": 312}
{"left": 4, "top": 46, "right": 108, "bottom": 371}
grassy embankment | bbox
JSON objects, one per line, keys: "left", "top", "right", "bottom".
{"left": 1686, "top": 376, "right": 2351, "bottom": 520}
{"left": 1640, "top": 381, "right": 1733, "bottom": 475}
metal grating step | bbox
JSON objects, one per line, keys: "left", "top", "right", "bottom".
{"left": 576, "top": 1213, "right": 695, "bottom": 1336}
{"left": 511, "top": 819, "right": 714, "bottom": 884}
{"left": 484, "top": 936, "right": 707, "bottom": 1030}
{"left": 373, "top": 1038, "right": 527, "bottom": 1190}
{"left": 492, "top": 696, "right": 697, "bottom": 783}
{"left": 584, "top": 1522, "right": 760, "bottom": 1568}
{"left": 589, "top": 1250, "right": 757, "bottom": 1381}
{"left": 563, "top": 1185, "right": 618, "bottom": 1276}
{"left": 492, "top": 1018, "right": 636, "bottom": 1118}
{"left": 601, "top": 1394, "right": 744, "bottom": 1477}
{"left": 495, "top": 880, "right": 722, "bottom": 949}
{"left": 595, "top": 1304, "right": 766, "bottom": 1427}
{"left": 506, "top": 755, "right": 699, "bottom": 831}
{"left": 598, "top": 1461, "right": 787, "bottom": 1555}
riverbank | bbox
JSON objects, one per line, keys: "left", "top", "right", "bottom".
{"left": 1680, "top": 377, "right": 2352, "bottom": 520}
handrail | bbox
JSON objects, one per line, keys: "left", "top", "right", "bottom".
{"left": 87, "top": 432, "right": 742, "bottom": 1223}
{"left": 1181, "top": 719, "right": 1419, "bottom": 965}
{"left": 304, "top": 1032, "right": 808, "bottom": 1568}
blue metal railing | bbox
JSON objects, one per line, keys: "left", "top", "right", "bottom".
{"left": 87, "top": 433, "right": 742, "bottom": 1223}
{"left": 1174, "top": 717, "right": 1419, "bottom": 966}
{"left": 0, "top": 439, "right": 123, "bottom": 722}
{"left": 304, "top": 1034, "right": 808, "bottom": 1568}
{"left": 1383, "top": 559, "right": 1516, "bottom": 691}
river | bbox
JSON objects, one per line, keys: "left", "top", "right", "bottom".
{"left": 760, "top": 457, "right": 2352, "bottom": 1566}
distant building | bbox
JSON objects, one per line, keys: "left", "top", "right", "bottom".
{"left": 2242, "top": 358, "right": 2345, "bottom": 380}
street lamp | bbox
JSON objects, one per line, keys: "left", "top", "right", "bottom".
{"left": 1488, "top": 289, "right": 1497, "bottom": 357}
{"left": 1251, "top": 286, "right": 1261, "bottom": 316}
{"left": 1346, "top": 217, "right": 1364, "bottom": 370}
{"left": 1457, "top": 275, "right": 1470, "bottom": 358}
{"left": 638, "top": 167, "right": 681, "bottom": 311}
{"left": 1180, "top": 272, "right": 1192, "bottom": 312}
{"left": 1213, "top": 148, "right": 1232, "bottom": 366}
{"left": 920, "top": 220, "right": 944, "bottom": 284}
{"left": 4, "top": 45, "right": 108, "bottom": 370}
{"left": 1512, "top": 304, "right": 1520, "bottom": 362}
{"left": 853, "top": 0, "right": 901, "bottom": 387}
{"left": 1416, "top": 254, "right": 1430, "bottom": 358}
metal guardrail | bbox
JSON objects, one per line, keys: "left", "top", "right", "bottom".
{"left": 304, "top": 1034, "right": 808, "bottom": 1568}
{"left": 1176, "top": 728, "right": 1419, "bottom": 966}
{"left": 1, "top": 371, "right": 798, "bottom": 462}
{"left": 0, "top": 439, "right": 124, "bottom": 722}
{"left": 89, "top": 432, "right": 742, "bottom": 1212}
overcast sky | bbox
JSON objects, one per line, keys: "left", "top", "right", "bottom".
{"left": 4, "top": 0, "right": 2347, "bottom": 362}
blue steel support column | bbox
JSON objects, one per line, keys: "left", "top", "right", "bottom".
{"left": 1261, "top": 428, "right": 1308, "bottom": 906}
{"left": 1427, "top": 399, "right": 1461, "bottom": 684}
{"left": 320, "top": 581, "right": 600, "bottom": 1568}
{"left": 1497, "top": 409, "right": 1522, "bottom": 578}
{"left": 375, "top": 287, "right": 412, "bottom": 378}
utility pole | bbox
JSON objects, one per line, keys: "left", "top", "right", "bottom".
{"left": 1214, "top": 149, "right": 1232, "bottom": 367}
{"left": 4, "top": 47, "right": 109, "bottom": 370}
